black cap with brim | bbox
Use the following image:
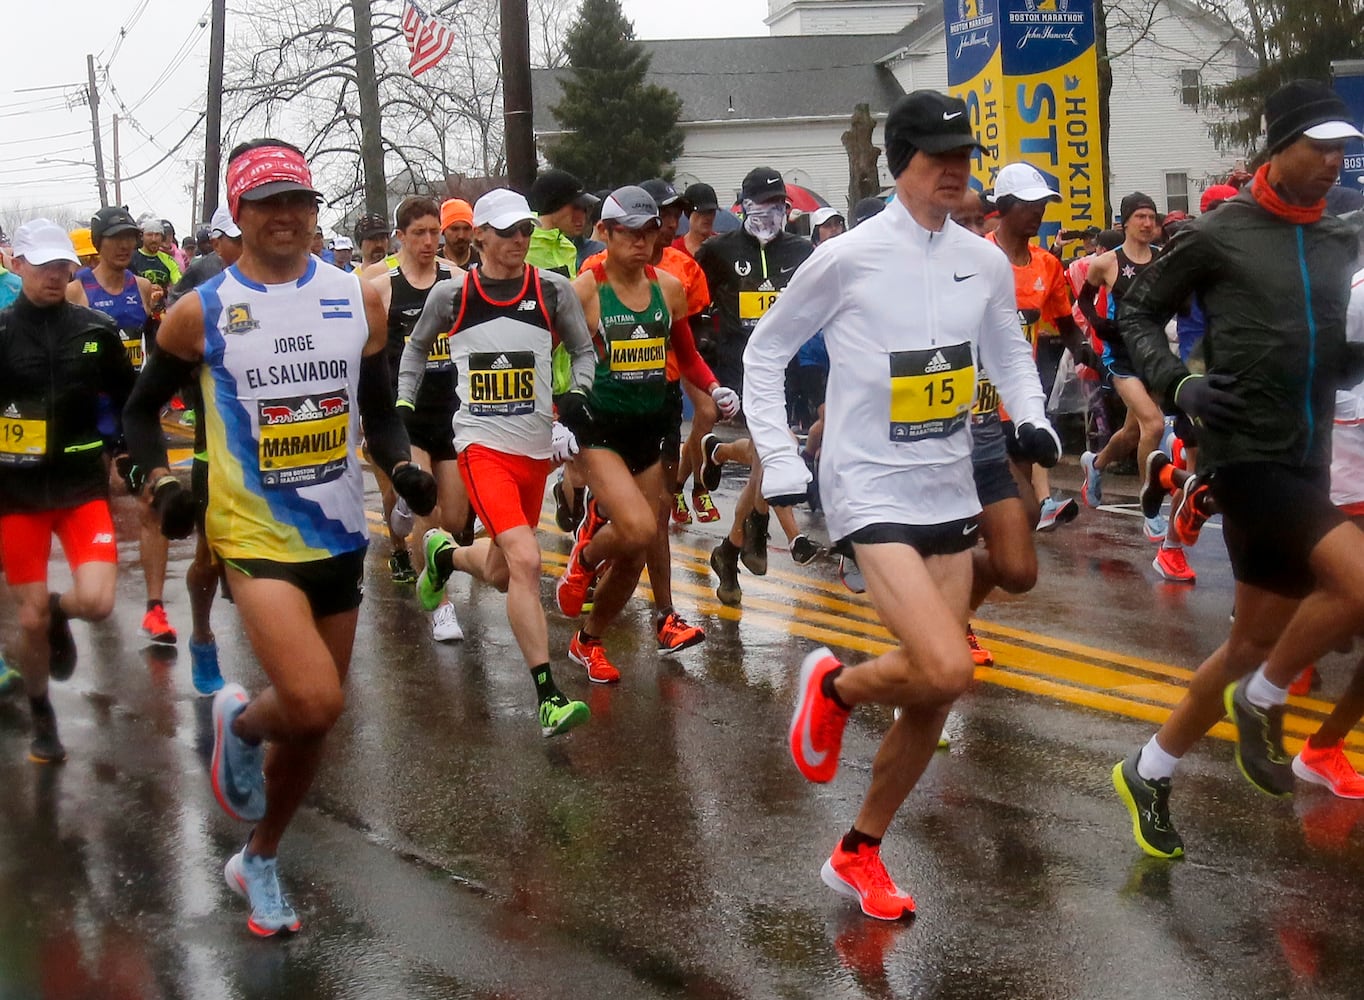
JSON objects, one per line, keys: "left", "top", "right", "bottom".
{"left": 682, "top": 182, "right": 719, "bottom": 213}
{"left": 91, "top": 206, "right": 141, "bottom": 241}
{"left": 885, "top": 91, "right": 984, "bottom": 175}
{"left": 239, "top": 180, "right": 323, "bottom": 204}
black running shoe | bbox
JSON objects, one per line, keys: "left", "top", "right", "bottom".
{"left": 1225, "top": 679, "right": 1294, "bottom": 797}
{"left": 552, "top": 477, "right": 575, "bottom": 533}
{"left": 710, "top": 543, "right": 742, "bottom": 606}
{"left": 740, "top": 511, "right": 770, "bottom": 576}
{"left": 1140, "top": 451, "right": 1171, "bottom": 520}
{"left": 700, "top": 433, "right": 724, "bottom": 491}
{"left": 28, "top": 706, "right": 66, "bottom": 765}
{"left": 47, "top": 594, "right": 76, "bottom": 682}
{"left": 1112, "top": 751, "right": 1183, "bottom": 858}
{"left": 790, "top": 534, "right": 819, "bottom": 566}
{"left": 388, "top": 549, "right": 416, "bottom": 585}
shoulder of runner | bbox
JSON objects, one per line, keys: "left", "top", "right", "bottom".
{"left": 359, "top": 276, "right": 387, "bottom": 355}
{"left": 1087, "top": 249, "right": 1117, "bottom": 285}
{"left": 65, "top": 278, "right": 87, "bottom": 306}
{"left": 157, "top": 291, "right": 206, "bottom": 363}
{"left": 655, "top": 267, "right": 687, "bottom": 318}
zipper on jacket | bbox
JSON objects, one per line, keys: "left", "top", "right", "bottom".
{"left": 1295, "top": 226, "right": 1317, "bottom": 464}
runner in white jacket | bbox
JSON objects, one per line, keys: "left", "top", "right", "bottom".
{"left": 745, "top": 90, "right": 1060, "bottom": 922}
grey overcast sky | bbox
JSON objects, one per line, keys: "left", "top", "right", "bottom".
{"left": 0, "top": 1, "right": 768, "bottom": 233}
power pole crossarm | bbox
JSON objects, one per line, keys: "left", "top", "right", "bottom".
{"left": 86, "top": 54, "right": 109, "bottom": 208}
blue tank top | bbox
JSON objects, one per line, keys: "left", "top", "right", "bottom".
{"left": 78, "top": 267, "right": 148, "bottom": 371}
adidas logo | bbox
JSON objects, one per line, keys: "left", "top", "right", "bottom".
{"left": 296, "top": 399, "right": 321, "bottom": 414}
{"left": 1033, "top": 277, "right": 1045, "bottom": 292}
{"left": 3, "top": 404, "right": 18, "bottom": 418}
{"left": 517, "top": 299, "right": 537, "bottom": 311}
{"left": 924, "top": 351, "right": 952, "bottom": 374}
{"left": 629, "top": 325, "right": 650, "bottom": 339}
{"left": 758, "top": 280, "right": 775, "bottom": 292}
{"left": 491, "top": 354, "right": 513, "bottom": 369}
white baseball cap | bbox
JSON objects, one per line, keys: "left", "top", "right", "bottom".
{"left": 810, "top": 207, "right": 845, "bottom": 229}
{"left": 473, "top": 189, "right": 537, "bottom": 230}
{"left": 332, "top": 235, "right": 354, "bottom": 251}
{"left": 13, "top": 218, "right": 79, "bottom": 266}
{"left": 209, "top": 205, "right": 241, "bottom": 239}
{"left": 994, "top": 162, "right": 1061, "bottom": 203}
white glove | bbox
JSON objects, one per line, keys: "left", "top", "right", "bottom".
{"left": 711, "top": 385, "right": 741, "bottom": 419}
{"left": 550, "top": 421, "right": 579, "bottom": 464}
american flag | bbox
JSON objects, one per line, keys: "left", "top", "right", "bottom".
{"left": 401, "top": 1, "right": 455, "bottom": 77}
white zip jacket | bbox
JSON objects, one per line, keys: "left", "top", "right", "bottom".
{"left": 743, "top": 195, "right": 1054, "bottom": 542}
{"left": 1330, "top": 267, "right": 1364, "bottom": 508}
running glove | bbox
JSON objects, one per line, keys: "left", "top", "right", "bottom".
{"left": 1008, "top": 422, "right": 1062, "bottom": 468}
{"left": 551, "top": 421, "right": 579, "bottom": 463}
{"left": 391, "top": 462, "right": 438, "bottom": 517}
{"left": 761, "top": 452, "right": 813, "bottom": 508}
{"left": 711, "top": 386, "right": 741, "bottom": 419}
{"left": 554, "top": 389, "right": 592, "bottom": 435}
{"left": 151, "top": 477, "right": 197, "bottom": 540}
{"left": 1174, "top": 373, "right": 1244, "bottom": 432}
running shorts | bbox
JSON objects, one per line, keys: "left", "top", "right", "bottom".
{"left": 222, "top": 547, "right": 367, "bottom": 618}
{"left": 406, "top": 410, "right": 458, "bottom": 464}
{"left": 1340, "top": 500, "right": 1364, "bottom": 519}
{"left": 662, "top": 380, "right": 684, "bottom": 457}
{"left": 841, "top": 518, "right": 980, "bottom": 558}
{"left": 0, "top": 500, "right": 118, "bottom": 586}
{"left": 458, "top": 444, "right": 550, "bottom": 538}
{"left": 577, "top": 409, "right": 668, "bottom": 476}
{"left": 971, "top": 421, "right": 1020, "bottom": 508}
{"left": 1209, "top": 463, "right": 1345, "bottom": 600}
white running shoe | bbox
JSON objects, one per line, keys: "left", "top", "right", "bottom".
{"left": 389, "top": 497, "right": 414, "bottom": 538}
{"left": 431, "top": 601, "right": 464, "bottom": 642}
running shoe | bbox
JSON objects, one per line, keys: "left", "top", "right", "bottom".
{"left": 538, "top": 693, "right": 590, "bottom": 737}
{"left": 389, "top": 496, "right": 414, "bottom": 538}
{"left": 140, "top": 604, "right": 178, "bottom": 646}
{"left": 388, "top": 548, "right": 416, "bottom": 585}
{"left": 741, "top": 511, "right": 770, "bottom": 576}
{"left": 189, "top": 638, "right": 224, "bottom": 696}
{"left": 1152, "top": 546, "right": 1196, "bottom": 583}
{"left": 671, "top": 492, "right": 692, "bottom": 525}
{"left": 839, "top": 553, "right": 866, "bottom": 595}
{"left": 1172, "top": 477, "right": 1212, "bottom": 547}
{"left": 710, "top": 543, "right": 742, "bottom": 606}
{"left": 211, "top": 683, "right": 266, "bottom": 823}
{"left": 1080, "top": 450, "right": 1102, "bottom": 507}
{"left": 1288, "top": 665, "right": 1319, "bottom": 698}
{"left": 699, "top": 433, "right": 724, "bottom": 491}
{"left": 1034, "top": 496, "right": 1078, "bottom": 532}
{"left": 224, "top": 848, "right": 302, "bottom": 937}
{"left": 48, "top": 593, "right": 76, "bottom": 682}
{"left": 575, "top": 492, "right": 607, "bottom": 546}
{"left": 656, "top": 610, "right": 705, "bottom": 654}
{"left": 1225, "top": 678, "right": 1294, "bottom": 797}
{"left": 1293, "top": 740, "right": 1364, "bottom": 799}
{"left": 790, "top": 534, "right": 819, "bottom": 566}
{"left": 821, "top": 841, "right": 916, "bottom": 921}
{"left": 966, "top": 625, "right": 994, "bottom": 667}
{"left": 1140, "top": 451, "right": 1171, "bottom": 520}
{"left": 431, "top": 602, "right": 464, "bottom": 642}
{"left": 0, "top": 657, "right": 22, "bottom": 697}
{"left": 568, "top": 631, "right": 621, "bottom": 684}
{"left": 691, "top": 489, "right": 720, "bottom": 523}
{"left": 27, "top": 706, "right": 66, "bottom": 765}
{"left": 1142, "top": 514, "right": 1168, "bottom": 543}
{"left": 416, "top": 529, "right": 455, "bottom": 612}
{"left": 1112, "top": 751, "right": 1184, "bottom": 858}
{"left": 556, "top": 541, "right": 601, "bottom": 619}
{"left": 552, "top": 475, "right": 585, "bottom": 533}
{"left": 789, "top": 647, "right": 850, "bottom": 784}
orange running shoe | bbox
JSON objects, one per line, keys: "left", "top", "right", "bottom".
{"left": 1292, "top": 739, "right": 1364, "bottom": 798}
{"left": 1152, "top": 546, "right": 1196, "bottom": 583}
{"left": 568, "top": 631, "right": 621, "bottom": 684}
{"left": 671, "top": 492, "right": 692, "bottom": 525}
{"left": 789, "top": 647, "right": 850, "bottom": 783}
{"left": 1172, "top": 477, "right": 1212, "bottom": 547}
{"left": 556, "top": 541, "right": 600, "bottom": 619}
{"left": 576, "top": 493, "right": 607, "bottom": 546}
{"left": 691, "top": 489, "right": 720, "bottom": 523}
{"left": 140, "top": 603, "right": 177, "bottom": 645}
{"left": 966, "top": 624, "right": 993, "bottom": 667}
{"left": 821, "top": 841, "right": 916, "bottom": 921}
{"left": 656, "top": 610, "right": 705, "bottom": 654}
{"left": 1287, "top": 665, "right": 1318, "bottom": 698}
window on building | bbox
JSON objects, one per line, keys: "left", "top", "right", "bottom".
{"left": 1180, "top": 69, "right": 1201, "bottom": 108}
{"left": 1165, "top": 172, "right": 1190, "bottom": 214}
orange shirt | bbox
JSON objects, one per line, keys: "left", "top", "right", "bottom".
{"left": 986, "top": 234, "right": 1071, "bottom": 344}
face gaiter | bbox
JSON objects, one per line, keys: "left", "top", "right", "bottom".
{"left": 742, "top": 199, "right": 788, "bottom": 245}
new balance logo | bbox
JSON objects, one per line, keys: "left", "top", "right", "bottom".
{"left": 490, "top": 354, "right": 512, "bottom": 369}
{"left": 92, "top": 533, "right": 114, "bottom": 544}
{"left": 924, "top": 351, "right": 952, "bottom": 373}
{"left": 517, "top": 299, "right": 537, "bottom": 311}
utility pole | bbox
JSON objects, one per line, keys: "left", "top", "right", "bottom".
{"left": 202, "top": 0, "right": 227, "bottom": 220}
{"left": 85, "top": 54, "right": 109, "bottom": 207}
{"left": 500, "top": 0, "right": 535, "bottom": 192}
{"left": 112, "top": 114, "right": 122, "bottom": 207}
{"left": 190, "top": 161, "right": 201, "bottom": 231}
{"left": 351, "top": 0, "right": 388, "bottom": 218}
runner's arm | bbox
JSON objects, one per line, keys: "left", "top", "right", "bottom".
{"left": 978, "top": 255, "right": 1051, "bottom": 433}
{"left": 541, "top": 270, "right": 596, "bottom": 392}
{"left": 661, "top": 272, "right": 718, "bottom": 390}
{"left": 358, "top": 277, "right": 412, "bottom": 477}
{"left": 397, "top": 279, "right": 458, "bottom": 407}
{"left": 123, "top": 293, "right": 205, "bottom": 488}
{"left": 1118, "top": 230, "right": 1215, "bottom": 404}
{"left": 65, "top": 280, "right": 87, "bottom": 306}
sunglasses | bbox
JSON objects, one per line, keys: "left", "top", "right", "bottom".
{"left": 491, "top": 221, "right": 536, "bottom": 239}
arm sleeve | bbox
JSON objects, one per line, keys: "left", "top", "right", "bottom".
{"left": 397, "top": 280, "right": 457, "bottom": 406}
{"left": 978, "top": 255, "right": 1050, "bottom": 430}
{"left": 1118, "top": 229, "right": 1214, "bottom": 403}
{"left": 1043, "top": 258, "right": 1072, "bottom": 324}
{"left": 359, "top": 349, "right": 411, "bottom": 475}
{"left": 123, "top": 345, "right": 197, "bottom": 474}
{"left": 670, "top": 315, "right": 717, "bottom": 389}
{"left": 543, "top": 271, "right": 597, "bottom": 393}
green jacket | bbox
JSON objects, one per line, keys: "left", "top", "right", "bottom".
{"left": 528, "top": 226, "right": 578, "bottom": 280}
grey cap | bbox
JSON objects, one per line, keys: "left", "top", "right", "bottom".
{"left": 600, "top": 185, "right": 660, "bottom": 229}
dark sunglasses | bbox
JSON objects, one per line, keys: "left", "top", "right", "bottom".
{"left": 491, "top": 221, "right": 536, "bottom": 239}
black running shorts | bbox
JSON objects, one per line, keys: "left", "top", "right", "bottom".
{"left": 578, "top": 409, "right": 668, "bottom": 477}
{"left": 406, "top": 410, "right": 458, "bottom": 464}
{"left": 971, "top": 421, "right": 1020, "bottom": 508}
{"left": 841, "top": 518, "right": 980, "bottom": 558}
{"left": 223, "top": 547, "right": 368, "bottom": 618}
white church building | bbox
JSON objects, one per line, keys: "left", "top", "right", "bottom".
{"left": 533, "top": 0, "right": 1256, "bottom": 218}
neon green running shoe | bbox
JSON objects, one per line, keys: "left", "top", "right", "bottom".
{"left": 0, "top": 658, "right": 21, "bottom": 697}
{"left": 416, "top": 528, "right": 455, "bottom": 612}
{"left": 538, "top": 694, "right": 590, "bottom": 737}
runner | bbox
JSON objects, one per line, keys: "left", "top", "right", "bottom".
{"left": 556, "top": 186, "right": 735, "bottom": 681}
{"left": 400, "top": 188, "right": 596, "bottom": 734}
{"left": 169, "top": 206, "right": 241, "bottom": 304}
{"left": 1111, "top": 80, "right": 1364, "bottom": 858}
{"left": 129, "top": 218, "right": 182, "bottom": 291}
{"left": 0, "top": 219, "right": 136, "bottom": 763}
{"left": 439, "top": 198, "right": 480, "bottom": 269}
{"left": 745, "top": 91, "right": 1060, "bottom": 920}
{"left": 122, "top": 138, "right": 437, "bottom": 936}
{"left": 331, "top": 236, "right": 356, "bottom": 273}
{"left": 66, "top": 206, "right": 178, "bottom": 646}
{"left": 528, "top": 169, "right": 595, "bottom": 279}
{"left": 354, "top": 213, "right": 391, "bottom": 268}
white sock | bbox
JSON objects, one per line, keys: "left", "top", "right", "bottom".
{"left": 1162, "top": 536, "right": 1183, "bottom": 551}
{"left": 1136, "top": 735, "right": 1179, "bottom": 781}
{"left": 1244, "top": 664, "right": 1289, "bottom": 710}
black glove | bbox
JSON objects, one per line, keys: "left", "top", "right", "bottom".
{"left": 391, "top": 462, "right": 438, "bottom": 517}
{"left": 150, "top": 477, "right": 197, "bottom": 540}
{"left": 554, "top": 389, "right": 592, "bottom": 435}
{"left": 1091, "top": 317, "right": 1120, "bottom": 343}
{"left": 114, "top": 454, "right": 137, "bottom": 493}
{"left": 1007, "top": 422, "right": 1061, "bottom": 468}
{"left": 1174, "top": 373, "right": 1244, "bottom": 432}
{"left": 1072, "top": 341, "right": 1102, "bottom": 371}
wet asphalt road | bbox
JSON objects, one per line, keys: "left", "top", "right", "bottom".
{"left": 3, "top": 460, "right": 1364, "bottom": 1000}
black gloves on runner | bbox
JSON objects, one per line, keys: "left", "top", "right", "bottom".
{"left": 554, "top": 389, "right": 593, "bottom": 436}
{"left": 1071, "top": 341, "right": 1103, "bottom": 372}
{"left": 151, "top": 477, "right": 197, "bottom": 540}
{"left": 1174, "top": 373, "right": 1244, "bottom": 432}
{"left": 1090, "top": 317, "right": 1120, "bottom": 343}
{"left": 1007, "top": 422, "right": 1062, "bottom": 468}
{"left": 391, "top": 462, "right": 438, "bottom": 517}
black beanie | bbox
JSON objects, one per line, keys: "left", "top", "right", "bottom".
{"left": 1120, "top": 192, "right": 1158, "bottom": 224}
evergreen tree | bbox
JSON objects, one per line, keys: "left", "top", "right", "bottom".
{"left": 546, "top": 0, "right": 685, "bottom": 189}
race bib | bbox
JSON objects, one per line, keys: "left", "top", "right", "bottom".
{"left": 1018, "top": 308, "right": 1043, "bottom": 345}
{"left": 413, "top": 331, "right": 453, "bottom": 372}
{"left": 888, "top": 344, "right": 974, "bottom": 442}
{"left": 0, "top": 404, "right": 46, "bottom": 466}
{"left": 256, "top": 390, "right": 349, "bottom": 488}
{"left": 739, "top": 289, "right": 780, "bottom": 321}
{"left": 973, "top": 373, "right": 1001, "bottom": 424}
{"left": 468, "top": 351, "right": 536, "bottom": 416}
{"left": 608, "top": 330, "right": 666, "bottom": 383}
{"left": 121, "top": 329, "right": 145, "bottom": 371}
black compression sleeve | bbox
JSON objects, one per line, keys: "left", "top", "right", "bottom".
{"left": 124, "top": 348, "right": 199, "bottom": 479}
{"left": 358, "top": 349, "right": 411, "bottom": 476}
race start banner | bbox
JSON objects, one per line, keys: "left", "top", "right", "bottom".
{"left": 1332, "top": 61, "right": 1364, "bottom": 193}
{"left": 944, "top": 0, "right": 1106, "bottom": 240}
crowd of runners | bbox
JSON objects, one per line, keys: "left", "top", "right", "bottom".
{"left": 2, "top": 77, "right": 1364, "bottom": 936}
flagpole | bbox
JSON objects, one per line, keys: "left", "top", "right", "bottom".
{"left": 500, "top": 0, "right": 535, "bottom": 193}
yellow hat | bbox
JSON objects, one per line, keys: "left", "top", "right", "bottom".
{"left": 70, "top": 227, "right": 96, "bottom": 258}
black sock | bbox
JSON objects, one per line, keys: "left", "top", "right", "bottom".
{"left": 434, "top": 545, "right": 456, "bottom": 579}
{"left": 820, "top": 665, "right": 850, "bottom": 711}
{"left": 841, "top": 826, "right": 882, "bottom": 854}
{"left": 531, "top": 663, "right": 562, "bottom": 702}
{"left": 578, "top": 628, "right": 597, "bottom": 644}
{"left": 28, "top": 693, "right": 53, "bottom": 719}
{"left": 146, "top": 598, "right": 163, "bottom": 612}
{"left": 49, "top": 593, "right": 65, "bottom": 622}
{"left": 653, "top": 606, "right": 674, "bottom": 628}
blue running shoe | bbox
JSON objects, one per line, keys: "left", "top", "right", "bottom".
{"left": 225, "top": 847, "right": 302, "bottom": 937}
{"left": 211, "top": 684, "right": 265, "bottom": 822}
{"left": 190, "top": 639, "right": 224, "bottom": 696}
{"left": 416, "top": 528, "right": 455, "bottom": 612}
{"left": 1080, "top": 450, "right": 1102, "bottom": 508}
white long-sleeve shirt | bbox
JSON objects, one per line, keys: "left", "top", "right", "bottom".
{"left": 742, "top": 195, "right": 1052, "bottom": 542}
{"left": 1331, "top": 267, "right": 1364, "bottom": 508}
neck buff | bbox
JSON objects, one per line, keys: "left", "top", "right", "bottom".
{"left": 1251, "top": 163, "right": 1325, "bottom": 225}
{"left": 226, "top": 145, "right": 315, "bottom": 221}
{"left": 742, "top": 199, "right": 788, "bottom": 245}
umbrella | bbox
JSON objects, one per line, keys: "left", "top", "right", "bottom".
{"left": 729, "top": 182, "right": 831, "bottom": 216}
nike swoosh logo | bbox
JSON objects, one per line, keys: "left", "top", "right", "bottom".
{"left": 962, "top": 524, "right": 977, "bottom": 536}
{"left": 800, "top": 704, "right": 827, "bottom": 768}
{"left": 779, "top": 266, "right": 796, "bottom": 274}
{"left": 954, "top": 273, "right": 976, "bottom": 282}
{"left": 943, "top": 111, "right": 963, "bottom": 121}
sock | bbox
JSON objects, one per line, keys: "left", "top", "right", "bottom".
{"left": 820, "top": 665, "right": 850, "bottom": 711}
{"left": 49, "top": 593, "right": 65, "bottom": 621}
{"left": 530, "top": 663, "right": 562, "bottom": 702}
{"left": 28, "top": 693, "right": 53, "bottom": 719}
{"left": 577, "top": 629, "right": 598, "bottom": 645}
{"left": 1245, "top": 664, "right": 1289, "bottom": 710}
{"left": 1136, "top": 735, "right": 1179, "bottom": 781}
{"left": 1162, "top": 536, "right": 1183, "bottom": 552}
{"left": 840, "top": 826, "right": 882, "bottom": 854}
{"left": 653, "top": 607, "right": 674, "bottom": 629}
{"left": 1158, "top": 465, "right": 1177, "bottom": 491}
{"left": 146, "top": 598, "right": 163, "bottom": 612}
{"left": 434, "top": 545, "right": 456, "bottom": 580}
